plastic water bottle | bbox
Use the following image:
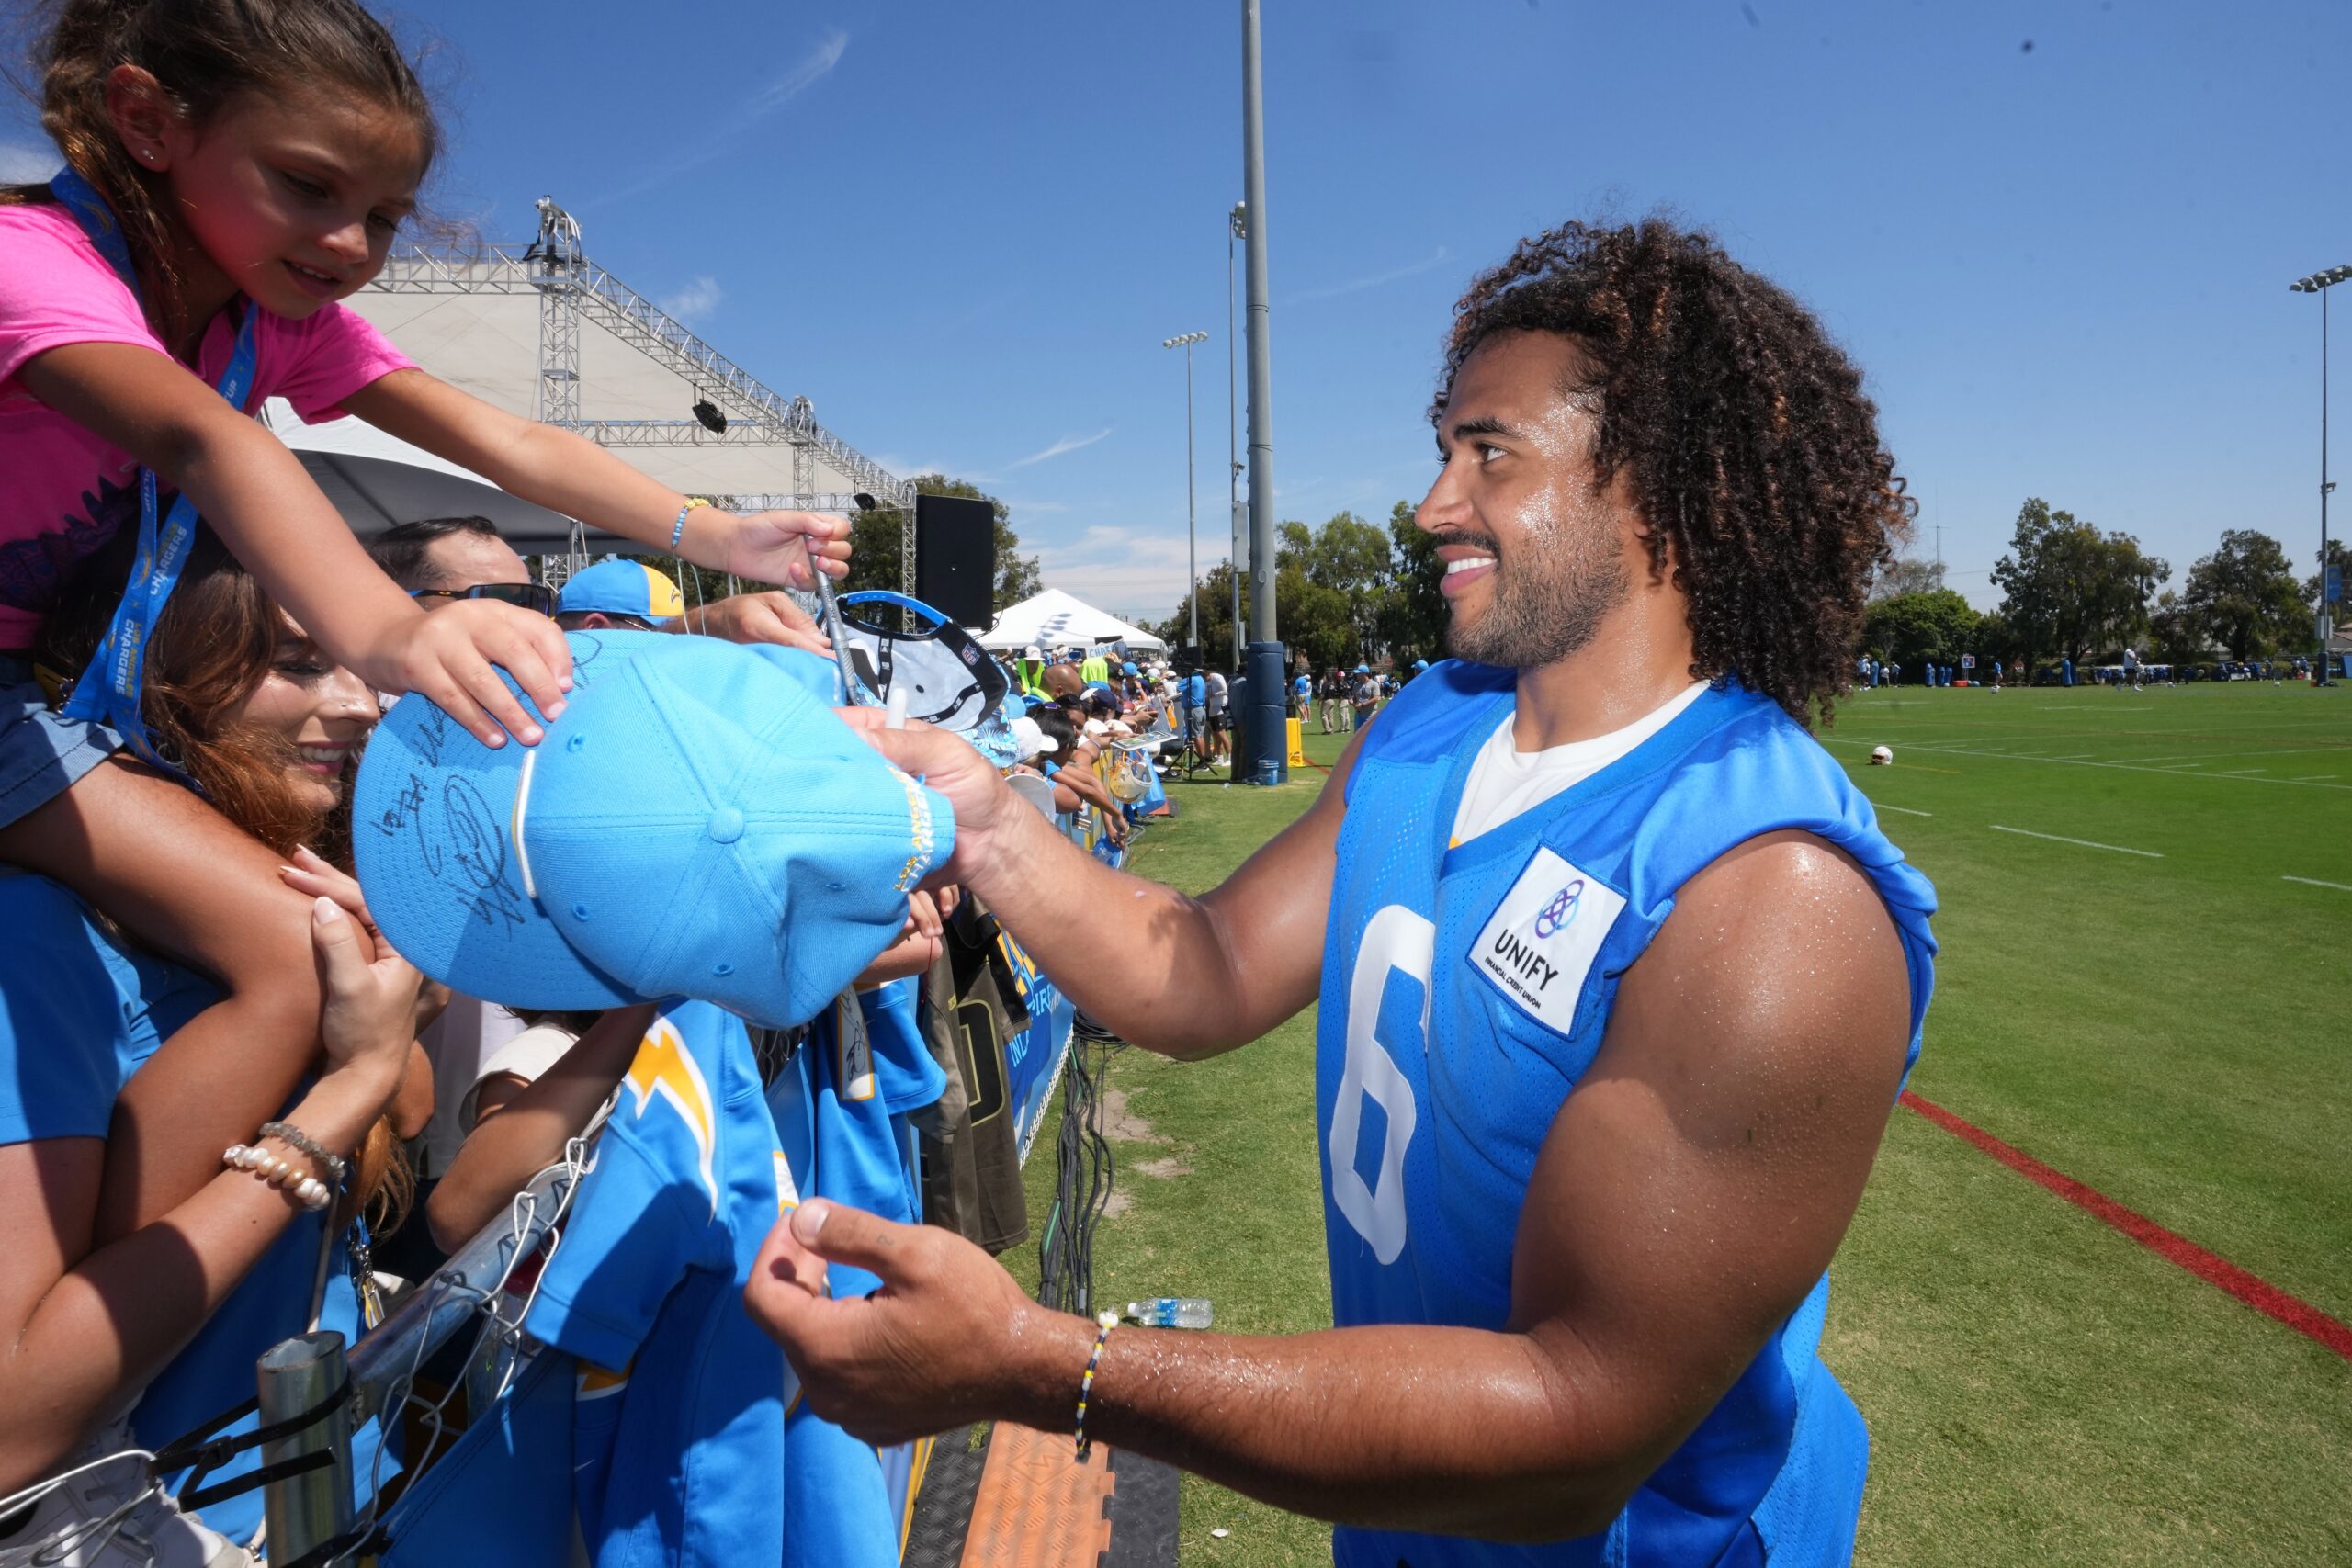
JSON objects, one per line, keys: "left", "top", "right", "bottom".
{"left": 1127, "top": 1297, "right": 1213, "bottom": 1329}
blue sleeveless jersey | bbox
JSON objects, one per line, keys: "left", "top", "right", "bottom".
{"left": 1318, "top": 662, "right": 1937, "bottom": 1568}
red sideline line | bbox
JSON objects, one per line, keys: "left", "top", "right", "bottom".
{"left": 1899, "top": 1090, "right": 2352, "bottom": 1361}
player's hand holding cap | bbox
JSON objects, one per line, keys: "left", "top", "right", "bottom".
{"left": 353, "top": 630, "right": 953, "bottom": 1028}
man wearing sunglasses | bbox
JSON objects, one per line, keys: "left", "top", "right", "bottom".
{"left": 368, "top": 515, "right": 833, "bottom": 657}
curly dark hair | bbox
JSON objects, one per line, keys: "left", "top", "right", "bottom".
{"left": 1433, "top": 218, "right": 1912, "bottom": 725}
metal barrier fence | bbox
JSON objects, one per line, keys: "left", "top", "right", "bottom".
{"left": 0, "top": 1149, "right": 586, "bottom": 1566}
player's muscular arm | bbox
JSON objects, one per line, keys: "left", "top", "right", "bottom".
{"left": 760, "top": 829, "right": 1913, "bottom": 1541}
{"left": 843, "top": 715, "right": 1371, "bottom": 1059}
{"left": 1024, "top": 831, "right": 1914, "bottom": 1540}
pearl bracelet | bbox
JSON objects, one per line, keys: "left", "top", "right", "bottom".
{"left": 223, "top": 1143, "right": 332, "bottom": 1211}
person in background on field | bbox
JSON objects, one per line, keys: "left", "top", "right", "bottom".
{"left": 1351, "top": 663, "right": 1380, "bottom": 729}
{"left": 1204, "top": 664, "right": 1231, "bottom": 769}
{"left": 2122, "top": 646, "right": 2142, "bottom": 691}
{"left": 1182, "top": 664, "right": 1210, "bottom": 764}
{"left": 1291, "top": 666, "right": 1311, "bottom": 719}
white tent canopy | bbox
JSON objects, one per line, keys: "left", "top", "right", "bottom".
{"left": 979, "top": 589, "right": 1166, "bottom": 653}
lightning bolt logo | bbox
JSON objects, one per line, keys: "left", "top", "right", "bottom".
{"left": 623, "top": 1016, "right": 719, "bottom": 1217}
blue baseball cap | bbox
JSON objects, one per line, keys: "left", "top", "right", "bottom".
{"left": 557, "top": 559, "right": 686, "bottom": 621}
{"left": 354, "top": 630, "right": 952, "bottom": 1029}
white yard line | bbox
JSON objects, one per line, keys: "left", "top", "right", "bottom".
{"left": 1874, "top": 804, "right": 1933, "bottom": 817}
{"left": 2111, "top": 747, "right": 2352, "bottom": 766}
{"left": 1989, "top": 825, "right": 2164, "bottom": 858}
{"left": 1816, "top": 738, "right": 2352, "bottom": 792}
{"left": 2282, "top": 875, "right": 2352, "bottom": 892}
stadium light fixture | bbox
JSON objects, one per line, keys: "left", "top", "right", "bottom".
{"left": 691, "top": 390, "right": 728, "bottom": 434}
{"left": 1162, "top": 332, "right": 1210, "bottom": 649}
{"left": 2291, "top": 263, "right": 2351, "bottom": 685}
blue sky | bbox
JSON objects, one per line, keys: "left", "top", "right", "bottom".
{"left": 6, "top": 0, "right": 2347, "bottom": 621}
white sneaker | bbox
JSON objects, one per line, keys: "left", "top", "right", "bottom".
{"left": 0, "top": 1438, "right": 247, "bottom": 1568}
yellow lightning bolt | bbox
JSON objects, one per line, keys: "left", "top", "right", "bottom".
{"left": 623, "top": 1016, "right": 719, "bottom": 1217}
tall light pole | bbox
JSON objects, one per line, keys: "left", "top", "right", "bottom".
{"left": 2291, "top": 264, "right": 2350, "bottom": 687}
{"left": 1238, "top": 0, "right": 1283, "bottom": 781}
{"left": 1228, "top": 202, "right": 1247, "bottom": 671}
{"left": 1162, "top": 330, "right": 1209, "bottom": 651}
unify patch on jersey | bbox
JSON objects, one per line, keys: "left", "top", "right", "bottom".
{"left": 1470, "top": 846, "right": 1625, "bottom": 1032}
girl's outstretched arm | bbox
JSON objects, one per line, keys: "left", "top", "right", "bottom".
{"left": 17, "top": 342, "right": 571, "bottom": 747}
{"left": 0, "top": 761, "right": 336, "bottom": 1242}
{"left": 345, "top": 369, "right": 852, "bottom": 590}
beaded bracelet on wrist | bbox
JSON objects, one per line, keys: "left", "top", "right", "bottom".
{"left": 223, "top": 1144, "right": 332, "bottom": 1211}
{"left": 1074, "top": 1309, "right": 1118, "bottom": 1461}
{"left": 258, "top": 1120, "right": 346, "bottom": 1190}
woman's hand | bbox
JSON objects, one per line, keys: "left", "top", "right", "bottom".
{"left": 310, "top": 897, "right": 421, "bottom": 1092}
{"left": 280, "top": 844, "right": 376, "bottom": 933}
{"left": 718, "top": 511, "right": 853, "bottom": 591}
{"left": 362, "top": 598, "right": 573, "bottom": 749}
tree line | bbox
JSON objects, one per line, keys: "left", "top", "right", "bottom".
{"left": 1866, "top": 497, "right": 2343, "bottom": 675}
{"left": 801, "top": 474, "right": 2336, "bottom": 681}
{"left": 1151, "top": 501, "right": 1448, "bottom": 671}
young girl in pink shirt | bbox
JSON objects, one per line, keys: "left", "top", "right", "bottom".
{"left": 0, "top": 0, "right": 846, "bottom": 1242}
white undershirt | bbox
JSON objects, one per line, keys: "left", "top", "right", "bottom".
{"left": 1449, "top": 681, "right": 1709, "bottom": 845}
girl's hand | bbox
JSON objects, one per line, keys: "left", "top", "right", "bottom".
{"left": 366, "top": 599, "right": 573, "bottom": 748}
{"left": 311, "top": 897, "right": 422, "bottom": 1084}
{"left": 719, "top": 512, "right": 853, "bottom": 591}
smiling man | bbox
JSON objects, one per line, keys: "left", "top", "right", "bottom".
{"left": 748, "top": 219, "right": 1939, "bottom": 1567}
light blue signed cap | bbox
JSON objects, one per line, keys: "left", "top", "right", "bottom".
{"left": 353, "top": 630, "right": 952, "bottom": 1028}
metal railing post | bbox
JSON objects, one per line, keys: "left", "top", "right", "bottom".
{"left": 255, "top": 1331, "right": 353, "bottom": 1560}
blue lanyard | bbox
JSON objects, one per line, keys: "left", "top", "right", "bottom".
{"left": 49, "top": 167, "right": 260, "bottom": 772}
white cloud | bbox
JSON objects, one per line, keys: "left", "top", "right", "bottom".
{"left": 1031, "top": 524, "right": 1201, "bottom": 617}
{"left": 0, "top": 140, "right": 58, "bottom": 183}
{"left": 594, "top": 29, "right": 848, "bottom": 206}
{"left": 1007, "top": 426, "right": 1114, "bottom": 469}
{"left": 1288, "top": 245, "right": 1452, "bottom": 305}
{"left": 753, "top": 28, "right": 850, "bottom": 110}
{"left": 658, "top": 276, "right": 722, "bottom": 323}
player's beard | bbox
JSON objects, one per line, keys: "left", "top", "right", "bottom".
{"left": 1441, "top": 497, "right": 1629, "bottom": 670}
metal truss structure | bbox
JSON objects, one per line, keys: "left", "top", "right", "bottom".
{"left": 368, "top": 197, "right": 919, "bottom": 589}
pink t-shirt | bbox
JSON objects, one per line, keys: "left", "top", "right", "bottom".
{"left": 0, "top": 199, "right": 414, "bottom": 649}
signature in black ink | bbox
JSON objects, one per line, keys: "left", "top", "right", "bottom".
{"left": 415, "top": 705, "right": 449, "bottom": 770}
{"left": 371, "top": 772, "right": 431, "bottom": 853}
{"left": 442, "top": 776, "right": 527, "bottom": 931}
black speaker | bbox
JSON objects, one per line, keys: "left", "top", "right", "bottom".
{"left": 914, "top": 494, "right": 998, "bottom": 628}
{"left": 1172, "top": 644, "right": 1203, "bottom": 676}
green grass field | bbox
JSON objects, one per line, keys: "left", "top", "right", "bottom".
{"left": 1014, "top": 682, "right": 2351, "bottom": 1564}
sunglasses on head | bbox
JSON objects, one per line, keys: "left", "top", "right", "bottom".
{"left": 410, "top": 582, "right": 558, "bottom": 615}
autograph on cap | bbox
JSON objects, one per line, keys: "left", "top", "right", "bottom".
{"left": 369, "top": 705, "right": 529, "bottom": 933}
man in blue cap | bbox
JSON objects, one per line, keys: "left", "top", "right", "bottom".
{"left": 557, "top": 558, "right": 688, "bottom": 631}
{"left": 747, "top": 217, "right": 1936, "bottom": 1568}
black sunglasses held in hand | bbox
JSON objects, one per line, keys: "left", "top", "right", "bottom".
{"left": 409, "top": 582, "right": 558, "bottom": 616}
